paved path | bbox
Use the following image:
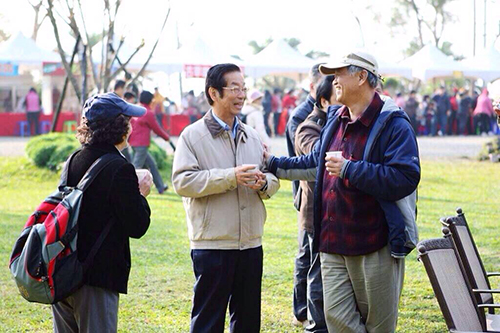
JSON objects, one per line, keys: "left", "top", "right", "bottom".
{"left": 0, "top": 135, "right": 493, "bottom": 161}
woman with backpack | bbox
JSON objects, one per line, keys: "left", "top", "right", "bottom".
{"left": 52, "top": 93, "right": 152, "bottom": 332}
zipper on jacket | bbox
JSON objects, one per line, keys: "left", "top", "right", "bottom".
{"left": 229, "top": 131, "right": 243, "bottom": 248}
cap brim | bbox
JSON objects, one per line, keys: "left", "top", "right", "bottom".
{"left": 319, "top": 62, "right": 349, "bottom": 75}
{"left": 122, "top": 103, "right": 146, "bottom": 117}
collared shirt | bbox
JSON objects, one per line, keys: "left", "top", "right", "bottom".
{"left": 320, "top": 92, "right": 388, "bottom": 256}
{"left": 212, "top": 110, "right": 239, "bottom": 139}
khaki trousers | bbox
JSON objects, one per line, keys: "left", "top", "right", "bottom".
{"left": 320, "top": 246, "right": 404, "bottom": 333}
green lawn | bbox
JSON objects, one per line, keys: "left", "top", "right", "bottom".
{"left": 1, "top": 156, "right": 499, "bottom": 332}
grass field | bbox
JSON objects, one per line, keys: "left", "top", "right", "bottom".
{"left": 1, "top": 156, "right": 499, "bottom": 332}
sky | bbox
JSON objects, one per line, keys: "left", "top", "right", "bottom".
{"left": 1, "top": 0, "right": 500, "bottom": 63}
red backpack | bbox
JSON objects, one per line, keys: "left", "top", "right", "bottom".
{"left": 9, "top": 151, "right": 122, "bottom": 304}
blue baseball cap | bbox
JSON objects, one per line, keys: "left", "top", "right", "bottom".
{"left": 83, "top": 92, "right": 146, "bottom": 123}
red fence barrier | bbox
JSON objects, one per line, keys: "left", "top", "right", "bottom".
{"left": 0, "top": 113, "right": 191, "bottom": 137}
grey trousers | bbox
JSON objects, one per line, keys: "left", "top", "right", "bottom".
{"left": 52, "top": 285, "right": 119, "bottom": 333}
{"left": 131, "top": 146, "right": 165, "bottom": 193}
{"left": 320, "top": 246, "right": 404, "bottom": 333}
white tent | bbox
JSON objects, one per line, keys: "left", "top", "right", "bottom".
{"left": 400, "top": 44, "right": 467, "bottom": 82}
{"left": 148, "top": 37, "right": 242, "bottom": 74}
{"left": 244, "top": 39, "right": 315, "bottom": 78}
{"left": 462, "top": 46, "right": 500, "bottom": 82}
{"left": 377, "top": 59, "right": 413, "bottom": 80}
{"left": 0, "top": 32, "right": 60, "bottom": 64}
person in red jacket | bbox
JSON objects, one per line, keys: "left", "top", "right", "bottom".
{"left": 129, "top": 90, "right": 171, "bottom": 194}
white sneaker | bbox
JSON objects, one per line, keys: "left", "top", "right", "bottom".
{"left": 292, "top": 318, "right": 307, "bottom": 327}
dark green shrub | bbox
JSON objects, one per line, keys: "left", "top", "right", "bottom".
{"left": 149, "top": 140, "right": 168, "bottom": 170}
{"left": 478, "top": 137, "right": 500, "bottom": 161}
{"left": 25, "top": 133, "right": 79, "bottom": 170}
{"left": 25, "top": 133, "right": 172, "bottom": 173}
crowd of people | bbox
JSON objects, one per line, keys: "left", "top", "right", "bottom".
{"left": 391, "top": 86, "right": 498, "bottom": 137}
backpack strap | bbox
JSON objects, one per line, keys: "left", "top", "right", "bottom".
{"left": 76, "top": 153, "right": 124, "bottom": 192}
{"left": 82, "top": 216, "right": 115, "bottom": 271}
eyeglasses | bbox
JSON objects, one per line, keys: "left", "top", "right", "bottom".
{"left": 222, "top": 86, "right": 248, "bottom": 95}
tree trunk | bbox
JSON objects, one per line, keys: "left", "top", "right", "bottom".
{"left": 81, "top": 44, "right": 88, "bottom": 104}
{"left": 46, "top": 0, "right": 82, "bottom": 103}
{"left": 473, "top": 0, "right": 477, "bottom": 56}
{"left": 51, "top": 37, "right": 81, "bottom": 132}
{"left": 409, "top": 0, "right": 424, "bottom": 47}
{"left": 77, "top": 0, "right": 100, "bottom": 91}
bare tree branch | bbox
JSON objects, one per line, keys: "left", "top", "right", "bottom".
{"left": 109, "top": 36, "right": 125, "bottom": 69}
{"left": 103, "top": 0, "right": 119, "bottom": 90}
{"left": 99, "top": 0, "right": 111, "bottom": 89}
{"left": 408, "top": 0, "right": 424, "bottom": 47}
{"left": 30, "top": 1, "right": 48, "bottom": 41}
{"left": 76, "top": 0, "right": 100, "bottom": 90}
{"left": 46, "top": 0, "right": 81, "bottom": 102}
{"left": 51, "top": 0, "right": 71, "bottom": 26}
{"left": 130, "top": 6, "right": 171, "bottom": 86}
{"left": 107, "top": 40, "right": 145, "bottom": 84}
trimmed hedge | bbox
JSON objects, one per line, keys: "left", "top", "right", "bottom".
{"left": 25, "top": 133, "right": 80, "bottom": 170}
{"left": 25, "top": 133, "right": 169, "bottom": 171}
{"left": 478, "top": 137, "right": 500, "bottom": 161}
{"left": 148, "top": 140, "right": 168, "bottom": 170}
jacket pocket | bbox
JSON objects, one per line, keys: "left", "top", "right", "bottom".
{"left": 247, "top": 199, "right": 266, "bottom": 240}
{"left": 200, "top": 194, "right": 239, "bottom": 241}
{"left": 185, "top": 196, "right": 211, "bottom": 241}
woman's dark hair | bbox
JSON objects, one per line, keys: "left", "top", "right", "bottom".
{"left": 139, "top": 90, "right": 154, "bottom": 105}
{"left": 124, "top": 91, "right": 136, "bottom": 100}
{"left": 205, "top": 63, "right": 241, "bottom": 106}
{"left": 114, "top": 80, "right": 126, "bottom": 91}
{"left": 315, "top": 75, "right": 335, "bottom": 107}
{"left": 76, "top": 114, "right": 130, "bottom": 145}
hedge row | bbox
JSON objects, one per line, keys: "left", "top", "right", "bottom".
{"left": 25, "top": 133, "right": 168, "bottom": 171}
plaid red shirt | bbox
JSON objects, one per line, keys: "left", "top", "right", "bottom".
{"left": 320, "top": 93, "right": 388, "bottom": 256}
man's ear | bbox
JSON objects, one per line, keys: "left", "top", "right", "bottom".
{"left": 320, "top": 97, "right": 329, "bottom": 109}
{"left": 358, "top": 70, "right": 368, "bottom": 86}
{"left": 209, "top": 87, "right": 219, "bottom": 102}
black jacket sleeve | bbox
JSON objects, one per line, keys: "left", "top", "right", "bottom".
{"left": 109, "top": 163, "right": 151, "bottom": 238}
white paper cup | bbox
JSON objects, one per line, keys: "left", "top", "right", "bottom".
{"left": 242, "top": 164, "right": 258, "bottom": 184}
{"left": 325, "top": 151, "right": 343, "bottom": 159}
{"left": 136, "top": 169, "right": 150, "bottom": 183}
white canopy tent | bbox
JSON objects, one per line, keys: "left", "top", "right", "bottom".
{"left": 0, "top": 32, "right": 60, "bottom": 64}
{"left": 148, "top": 37, "right": 242, "bottom": 74}
{"left": 400, "top": 44, "right": 468, "bottom": 82}
{"left": 462, "top": 46, "right": 500, "bottom": 82}
{"left": 243, "top": 39, "right": 315, "bottom": 78}
{"left": 377, "top": 59, "right": 413, "bottom": 80}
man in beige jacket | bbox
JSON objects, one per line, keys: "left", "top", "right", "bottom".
{"left": 172, "top": 63, "right": 279, "bottom": 333}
